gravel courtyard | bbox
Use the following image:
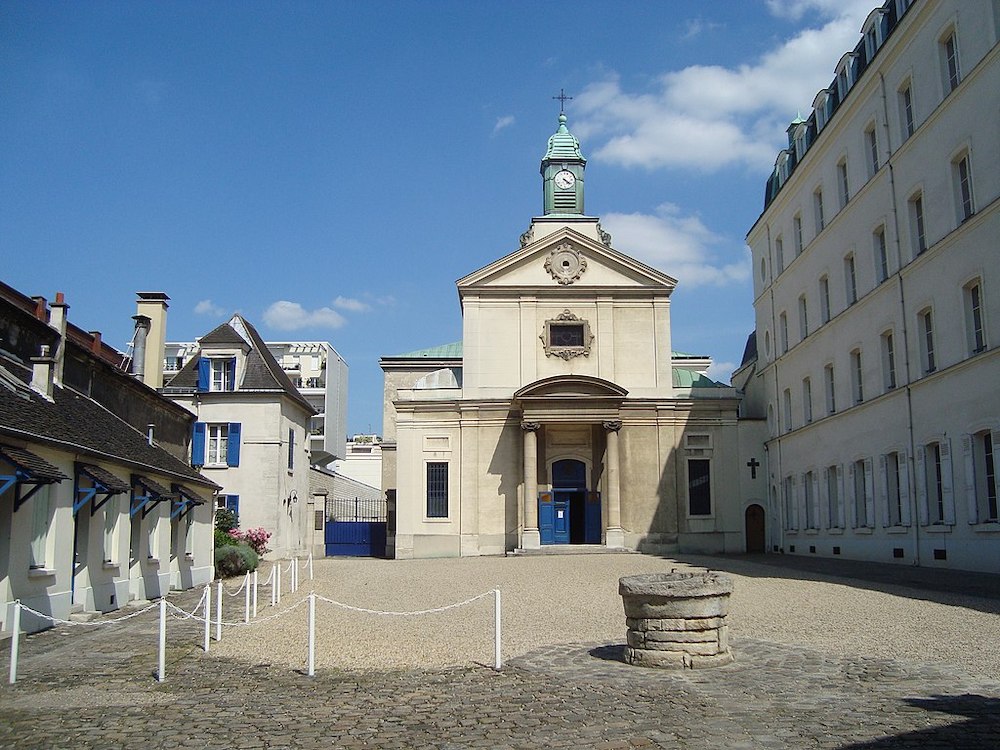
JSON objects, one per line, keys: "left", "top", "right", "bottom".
{"left": 211, "top": 552, "right": 1000, "bottom": 679}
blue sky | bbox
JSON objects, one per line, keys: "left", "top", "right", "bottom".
{"left": 1, "top": 0, "right": 878, "bottom": 436}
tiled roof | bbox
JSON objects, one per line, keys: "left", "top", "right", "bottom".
{"left": 0, "top": 445, "right": 69, "bottom": 481}
{"left": 133, "top": 474, "right": 176, "bottom": 499}
{"left": 78, "top": 463, "right": 131, "bottom": 493}
{"left": 198, "top": 322, "right": 245, "bottom": 346}
{"left": 0, "top": 364, "right": 216, "bottom": 488}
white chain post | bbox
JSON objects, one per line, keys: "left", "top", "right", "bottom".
{"left": 215, "top": 580, "right": 223, "bottom": 641}
{"left": 8, "top": 600, "right": 21, "bottom": 684}
{"left": 494, "top": 589, "right": 502, "bottom": 671}
{"left": 276, "top": 563, "right": 282, "bottom": 605}
{"left": 203, "top": 585, "right": 211, "bottom": 653}
{"left": 307, "top": 592, "right": 316, "bottom": 677}
{"left": 309, "top": 553, "right": 314, "bottom": 580}
{"left": 244, "top": 572, "right": 250, "bottom": 624}
{"left": 252, "top": 570, "right": 258, "bottom": 618}
{"left": 157, "top": 598, "right": 167, "bottom": 682}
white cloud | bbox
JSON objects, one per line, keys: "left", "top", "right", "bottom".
{"left": 333, "top": 296, "right": 370, "bottom": 312}
{"left": 262, "top": 301, "right": 346, "bottom": 331}
{"left": 194, "top": 299, "right": 225, "bottom": 317}
{"left": 681, "top": 18, "right": 721, "bottom": 40}
{"left": 601, "top": 203, "right": 750, "bottom": 286}
{"left": 706, "top": 360, "right": 736, "bottom": 384}
{"left": 493, "top": 115, "right": 515, "bottom": 135}
{"left": 573, "top": 3, "right": 874, "bottom": 173}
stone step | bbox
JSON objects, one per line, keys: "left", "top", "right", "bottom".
{"left": 512, "top": 547, "right": 635, "bottom": 556}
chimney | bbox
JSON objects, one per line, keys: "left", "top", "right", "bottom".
{"left": 132, "top": 314, "right": 151, "bottom": 382}
{"left": 147, "top": 424, "right": 155, "bottom": 446}
{"left": 31, "top": 344, "right": 55, "bottom": 400}
{"left": 89, "top": 331, "right": 102, "bottom": 354}
{"left": 31, "top": 296, "right": 47, "bottom": 321}
{"left": 48, "top": 292, "right": 69, "bottom": 386}
{"left": 135, "top": 292, "right": 169, "bottom": 389}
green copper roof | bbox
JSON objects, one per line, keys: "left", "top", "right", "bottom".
{"left": 392, "top": 341, "right": 463, "bottom": 359}
{"left": 672, "top": 368, "right": 727, "bottom": 389}
{"left": 542, "top": 113, "right": 586, "bottom": 163}
{"left": 671, "top": 350, "right": 707, "bottom": 358}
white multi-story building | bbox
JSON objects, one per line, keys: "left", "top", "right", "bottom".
{"left": 332, "top": 435, "right": 383, "bottom": 491}
{"left": 165, "top": 339, "right": 347, "bottom": 466}
{"left": 744, "top": 0, "right": 1000, "bottom": 572}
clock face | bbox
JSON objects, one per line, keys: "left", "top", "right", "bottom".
{"left": 554, "top": 170, "right": 576, "bottom": 190}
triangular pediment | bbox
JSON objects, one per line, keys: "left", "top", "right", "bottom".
{"left": 457, "top": 226, "right": 677, "bottom": 294}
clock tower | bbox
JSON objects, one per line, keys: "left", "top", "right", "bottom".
{"left": 541, "top": 112, "right": 586, "bottom": 215}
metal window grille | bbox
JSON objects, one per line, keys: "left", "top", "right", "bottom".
{"left": 426, "top": 462, "right": 448, "bottom": 518}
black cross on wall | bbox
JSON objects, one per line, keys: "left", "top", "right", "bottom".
{"left": 747, "top": 457, "right": 760, "bottom": 479}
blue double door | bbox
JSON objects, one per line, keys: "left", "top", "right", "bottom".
{"left": 539, "top": 459, "right": 601, "bottom": 545}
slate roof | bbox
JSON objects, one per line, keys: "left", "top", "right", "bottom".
{"left": 0, "top": 445, "right": 69, "bottom": 481}
{"left": 78, "top": 463, "right": 131, "bottom": 493}
{"left": 0, "top": 364, "right": 217, "bottom": 488}
{"left": 740, "top": 331, "right": 758, "bottom": 368}
{"left": 165, "top": 316, "right": 315, "bottom": 415}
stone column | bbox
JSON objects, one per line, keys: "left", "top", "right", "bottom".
{"left": 521, "top": 421, "right": 541, "bottom": 549}
{"left": 603, "top": 420, "right": 625, "bottom": 548}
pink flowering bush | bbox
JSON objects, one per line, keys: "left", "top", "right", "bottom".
{"left": 227, "top": 527, "right": 272, "bottom": 556}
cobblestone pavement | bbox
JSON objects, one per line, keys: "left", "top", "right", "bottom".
{"left": 2, "top": 574, "right": 999, "bottom": 749}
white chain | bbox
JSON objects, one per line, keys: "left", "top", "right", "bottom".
{"left": 17, "top": 600, "right": 159, "bottom": 627}
{"left": 168, "top": 589, "right": 209, "bottom": 621}
{"left": 222, "top": 577, "right": 247, "bottom": 596}
{"left": 314, "top": 590, "right": 493, "bottom": 617}
{"left": 165, "top": 596, "right": 308, "bottom": 627}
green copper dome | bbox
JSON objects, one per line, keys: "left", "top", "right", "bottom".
{"left": 542, "top": 113, "right": 587, "bottom": 164}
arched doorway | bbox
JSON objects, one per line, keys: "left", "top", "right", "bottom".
{"left": 745, "top": 504, "right": 765, "bottom": 553}
{"left": 540, "top": 459, "right": 600, "bottom": 545}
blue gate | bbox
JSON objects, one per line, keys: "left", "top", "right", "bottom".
{"left": 540, "top": 460, "right": 601, "bottom": 545}
{"left": 324, "top": 495, "right": 387, "bottom": 557}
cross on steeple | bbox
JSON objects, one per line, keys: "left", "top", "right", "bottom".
{"left": 553, "top": 88, "right": 573, "bottom": 113}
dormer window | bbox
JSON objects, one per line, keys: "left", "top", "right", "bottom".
{"left": 813, "top": 91, "right": 830, "bottom": 131}
{"left": 835, "top": 53, "right": 857, "bottom": 100}
{"left": 197, "top": 356, "right": 237, "bottom": 392}
{"left": 793, "top": 124, "right": 808, "bottom": 161}
{"left": 862, "top": 9, "right": 885, "bottom": 61}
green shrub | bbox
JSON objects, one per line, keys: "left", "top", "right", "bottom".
{"left": 214, "top": 528, "right": 235, "bottom": 549}
{"left": 215, "top": 508, "right": 238, "bottom": 532}
{"left": 215, "top": 542, "right": 259, "bottom": 577}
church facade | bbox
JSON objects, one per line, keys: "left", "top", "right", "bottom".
{"left": 381, "top": 114, "right": 767, "bottom": 559}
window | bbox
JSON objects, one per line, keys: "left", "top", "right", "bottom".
{"left": 826, "top": 465, "right": 842, "bottom": 528}
{"left": 103, "top": 495, "right": 119, "bottom": 564}
{"left": 851, "top": 458, "right": 873, "bottom": 527}
{"left": 688, "top": 459, "right": 712, "bottom": 516}
{"left": 184, "top": 513, "right": 195, "bottom": 557}
{"left": 942, "top": 32, "right": 961, "bottom": 93}
{"left": 30, "top": 484, "right": 51, "bottom": 569}
{"left": 954, "top": 153, "right": 975, "bottom": 222}
{"left": 899, "top": 83, "right": 914, "bottom": 139}
{"left": 550, "top": 324, "right": 584, "bottom": 347}
{"left": 814, "top": 189, "right": 825, "bottom": 233}
{"left": 804, "top": 471, "right": 817, "bottom": 529}
{"left": 287, "top": 428, "right": 295, "bottom": 470}
{"left": 919, "top": 308, "right": 936, "bottom": 374}
{"left": 881, "top": 331, "right": 897, "bottom": 391}
{"left": 541, "top": 311, "right": 593, "bottom": 359}
{"left": 211, "top": 358, "right": 235, "bottom": 392}
{"left": 921, "top": 441, "right": 952, "bottom": 525}
{"left": 874, "top": 226, "right": 888, "bottom": 283}
{"left": 964, "top": 280, "right": 986, "bottom": 354}
{"left": 793, "top": 214, "right": 803, "bottom": 256}
{"left": 798, "top": 295, "right": 809, "bottom": 339}
{"left": 784, "top": 476, "right": 797, "bottom": 530}
{"left": 850, "top": 349, "right": 864, "bottom": 404}
{"left": 802, "top": 377, "right": 812, "bottom": 424}
{"left": 783, "top": 388, "right": 792, "bottom": 432}
{"left": 845, "top": 254, "right": 857, "bottom": 305}
{"left": 837, "top": 160, "right": 850, "bottom": 208}
{"left": 192, "top": 422, "right": 242, "bottom": 467}
{"left": 779, "top": 312, "right": 789, "bottom": 354}
{"left": 426, "top": 462, "right": 449, "bottom": 518}
{"left": 824, "top": 364, "right": 836, "bottom": 415}
{"left": 775, "top": 236, "right": 785, "bottom": 274}
{"left": 882, "top": 452, "right": 906, "bottom": 527}
{"left": 820, "top": 276, "right": 831, "bottom": 324}
{"left": 909, "top": 192, "right": 926, "bottom": 255}
{"left": 967, "top": 431, "right": 999, "bottom": 522}
{"left": 865, "top": 125, "right": 879, "bottom": 178}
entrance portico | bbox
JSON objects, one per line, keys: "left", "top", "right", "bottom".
{"left": 515, "top": 376, "right": 627, "bottom": 550}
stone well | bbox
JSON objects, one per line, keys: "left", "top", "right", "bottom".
{"left": 619, "top": 570, "right": 734, "bottom": 669}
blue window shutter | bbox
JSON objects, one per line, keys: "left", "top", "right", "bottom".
{"left": 227, "top": 423, "right": 241, "bottom": 466}
{"left": 227, "top": 357, "right": 237, "bottom": 391}
{"left": 197, "top": 358, "right": 210, "bottom": 391}
{"left": 192, "top": 422, "right": 206, "bottom": 466}
{"left": 288, "top": 428, "right": 294, "bottom": 470}
{"left": 226, "top": 494, "right": 239, "bottom": 515}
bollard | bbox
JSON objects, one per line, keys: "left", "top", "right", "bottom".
{"left": 308, "top": 592, "right": 316, "bottom": 677}
{"left": 271, "top": 567, "right": 276, "bottom": 607}
{"left": 252, "top": 570, "right": 258, "bottom": 618}
{"left": 494, "top": 589, "right": 502, "bottom": 670}
{"left": 215, "top": 580, "right": 223, "bottom": 642}
{"left": 244, "top": 572, "right": 250, "bottom": 624}
{"left": 309, "top": 553, "right": 314, "bottom": 581}
{"left": 203, "top": 585, "right": 211, "bottom": 653}
{"left": 8, "top": 600, "right": 21, "bottom": 684}
{"left": 276, "top": 563, "right": 282, "bottom": 605}
{"left": 158, "top": 598, "right": 167, "bottom": 682}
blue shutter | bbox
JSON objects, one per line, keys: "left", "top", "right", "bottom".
{"left": 288, "top": 428, "right": 295, "bottom": 470}
{"left": 197, "top": 357, "right": 210, "bottom": 391}
{"left": 227, "top": 423, "right": 241, "bottom": 466}
{"left": 227, "top": 357, "right": 236, "bottom": 391}
{"left": 225, "top": 495, "right": 239, "bottom": 523}
{"left": 192, "top": 422, "right": 206, "bottom": 466}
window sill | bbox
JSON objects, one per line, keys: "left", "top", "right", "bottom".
{"left": 422, "top": 517, "right": 452, "bottom": 523}
{"left": 853, "top": 526, "right": 873, "bottom": 535}
{"left": 804, "top": 528, "right": 818, "bottom": 535}
{"left": 827, "top": 527, "right": 844, "bottom": 535}
{"left": 886, "top": 525, "right": 910, "bottom": 534}
{"left": 145, "top": 557, "right": 160, "bottom": 566}
{"left": 202, "top": 465, "right": 228, "bottom": 470}
{"left": 28, "top": 567, "right": 56, "bottom": 579}
{"left": 101, "top": 561, "right": 120, "bottom": 570}
{"left": 972, "top": 522, "right": 1000, "bottom": 533}
{"left": 923, "top": 523, "right": 953, "bottom": 534}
